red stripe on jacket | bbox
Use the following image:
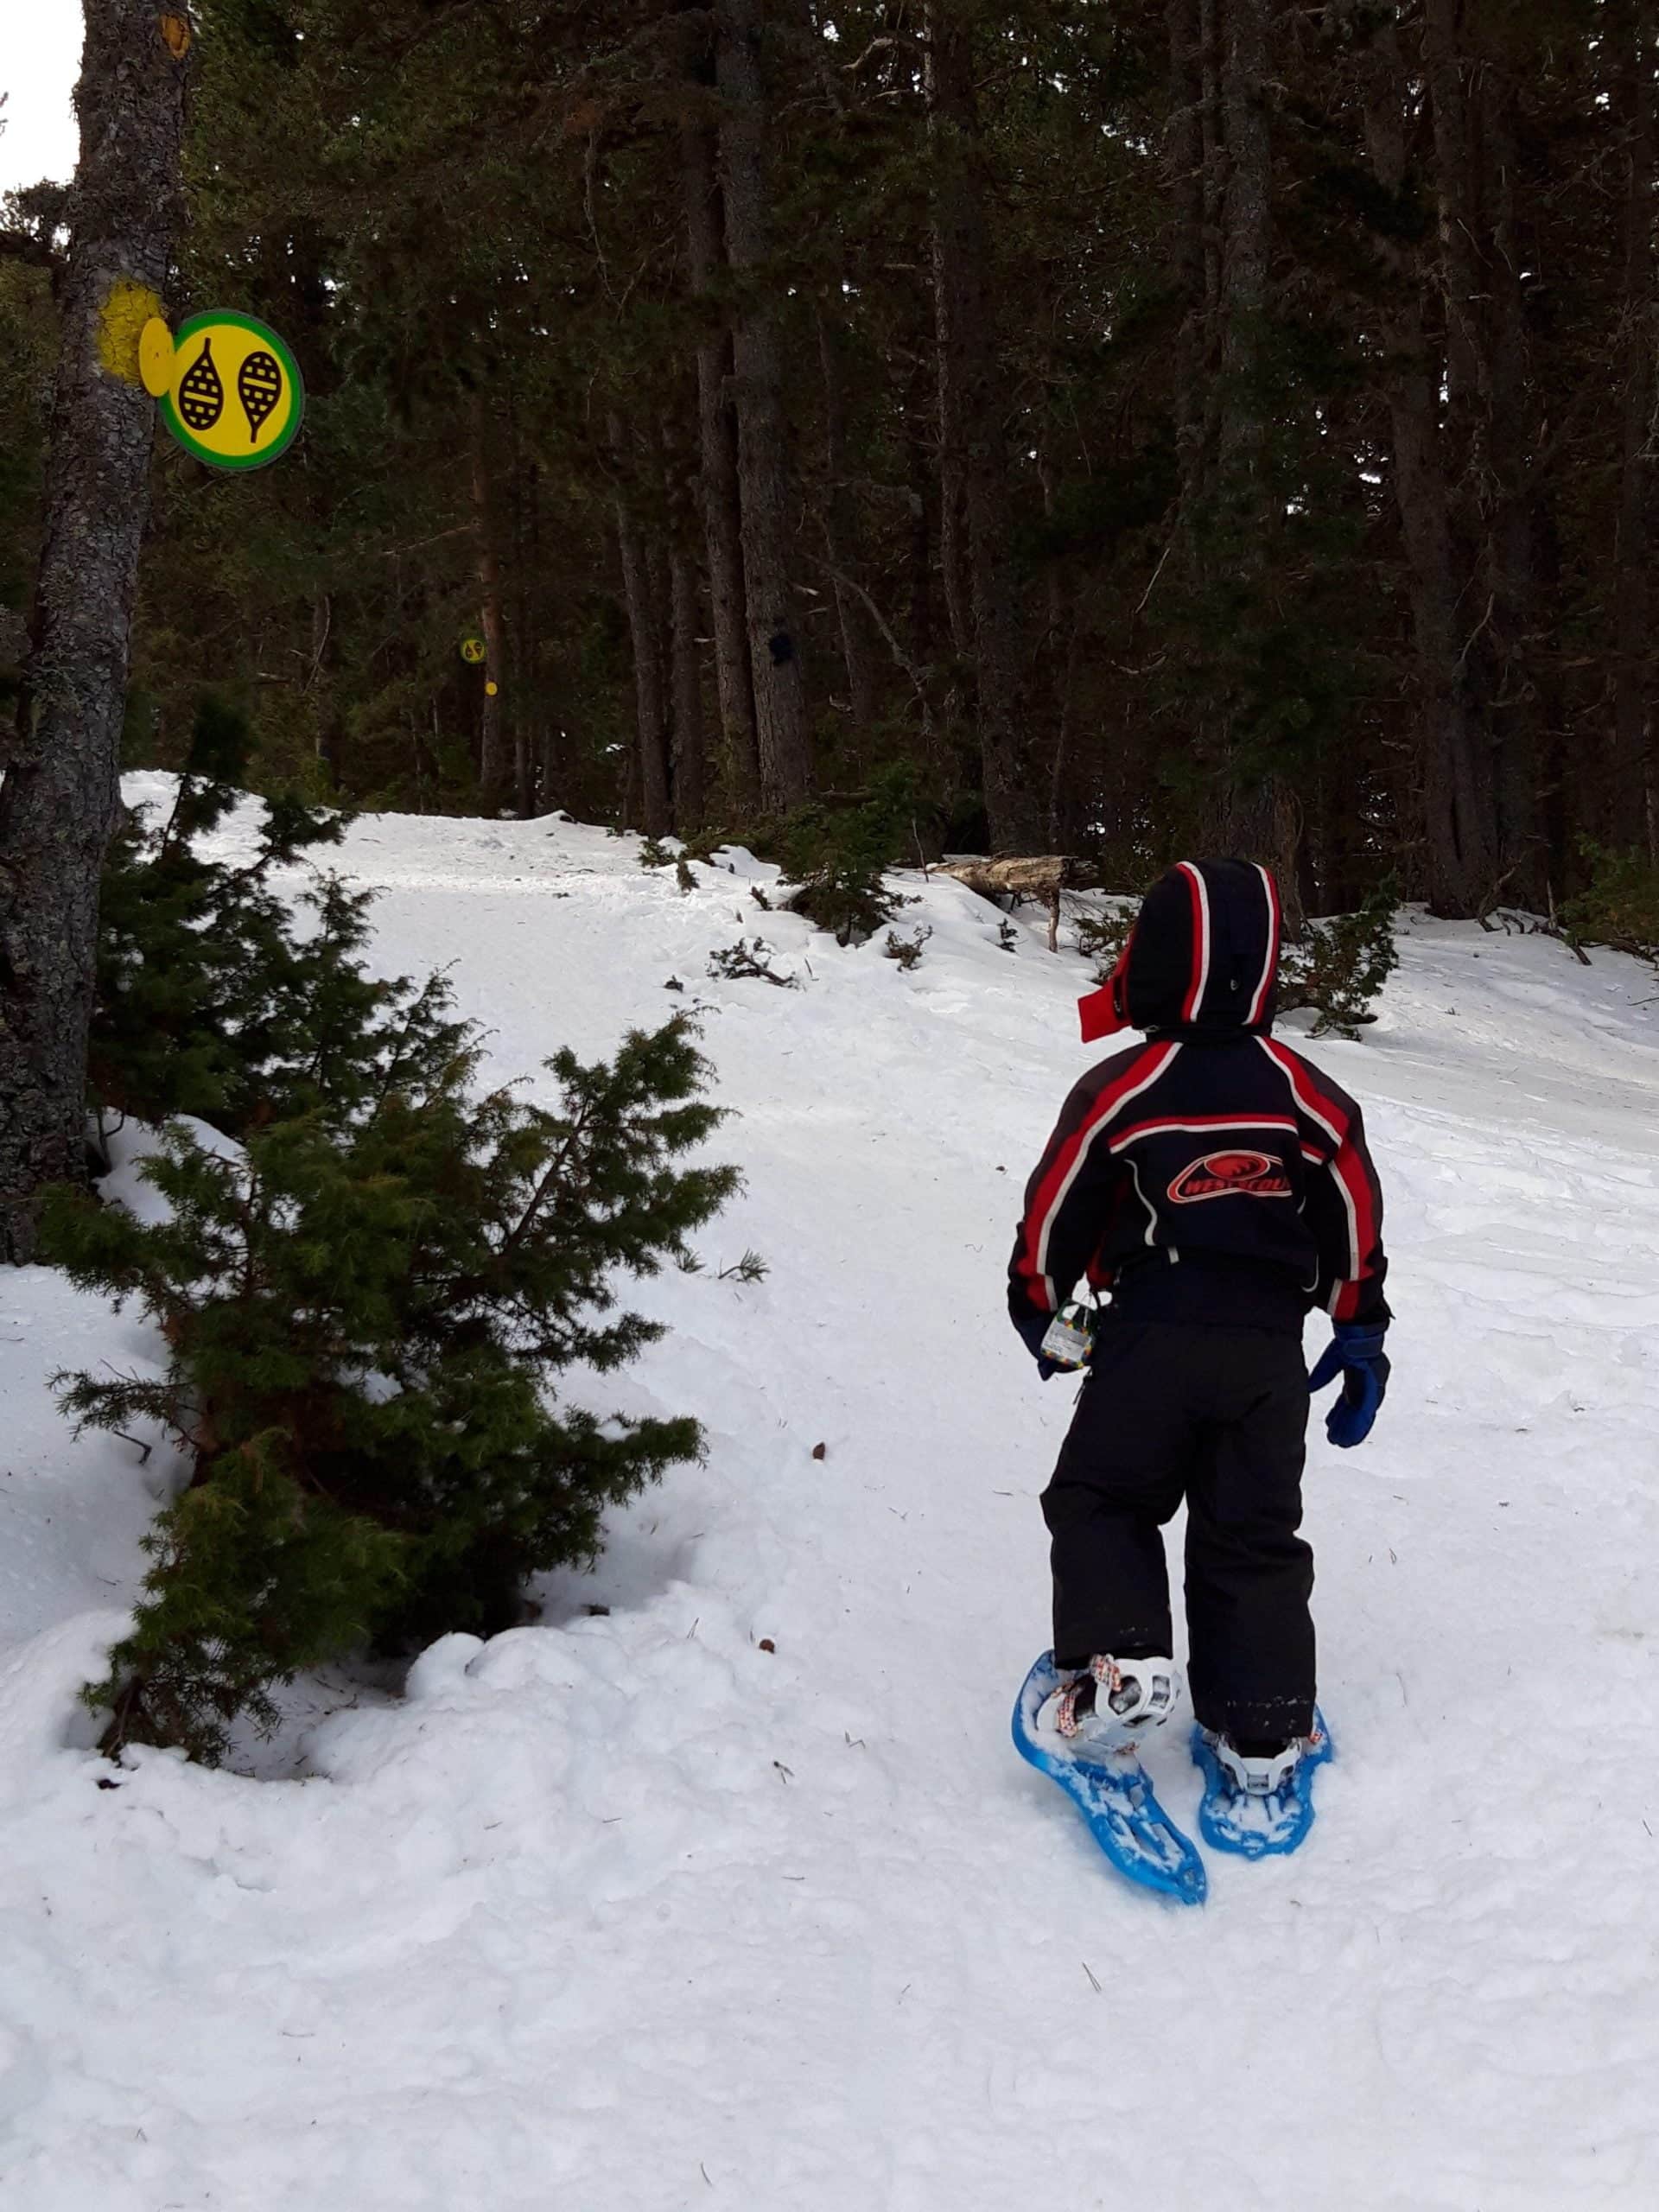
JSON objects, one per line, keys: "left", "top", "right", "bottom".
{"left": 1107, "top": 1111, "right": 1298, "bottom": 1154}
{"left": 1014, "top": 1041, "right": 1179, "bottom": 1313}
{"left": 1260, "top": 1039, "right": 1382, "bottom": 1319}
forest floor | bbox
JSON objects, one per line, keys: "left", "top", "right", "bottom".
{"left": 3, "top": 780, "right": 1659, "bottom": 2209}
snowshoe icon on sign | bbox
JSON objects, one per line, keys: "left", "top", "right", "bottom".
{"left": 177, "top": 337, "right": 225, "bottom": 433}
{"left": 238, "top": 350, "right": 284, "bottom": 445}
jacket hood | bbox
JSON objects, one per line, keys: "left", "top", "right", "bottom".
{"left": 1078, "top": 858, "right": 1281, "bottom": 1044}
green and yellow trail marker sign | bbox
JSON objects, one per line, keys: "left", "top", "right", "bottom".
{"left": 460, "top": 636, "right": 487, "bottom": 664}
{"left": 154, "top": 311, "right": 305, "bottom": 471}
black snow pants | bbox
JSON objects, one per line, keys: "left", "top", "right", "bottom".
{"left": 1041, "top": 1317, "right": 1314, "bottom": 1745}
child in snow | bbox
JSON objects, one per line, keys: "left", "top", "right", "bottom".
{"left": 1007, "top": 858, "right": 1389, "bottom": 1799}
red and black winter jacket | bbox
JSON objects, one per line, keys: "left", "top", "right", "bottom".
{"left": 1007, "top": 859, "right": 1389, "bottom": 1338}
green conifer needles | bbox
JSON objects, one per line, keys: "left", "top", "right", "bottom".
{"left": 92, "top": 702, "right": 473, "bottom": 1141}
{"left": 49, "top": 760, "right": 738, "bottom": 1760}
{"left": 48, "top": 1022, "right": 735, "bottom": 1762}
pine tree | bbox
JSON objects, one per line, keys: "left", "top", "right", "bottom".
{"left": 45, "top": 1014, "right": 738, "bottom": 1763}
{"left": 92, "top": 697, "right": 469, "bottom": 1139}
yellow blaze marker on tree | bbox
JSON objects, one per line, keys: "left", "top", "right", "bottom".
{"left": 159, "top": 12, "right": 193, "bottom": 60}
{"left": 97, "top": 281, "right": 167, "bottom": 387}
{"left": 139, "top": 318, "right": 175, "bottom": 398}
{"left": 159, "top": 310, "right": 305, "bottom": 471}
{"left": 485, "top": 680, "right": 499, "bottom": 697}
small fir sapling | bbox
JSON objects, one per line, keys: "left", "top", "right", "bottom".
{"left": 1560, "top": 844, "right": 1659, "bottom": 966}
{"left": 1275, "top": 879, "right": 1400, "bottom": 1036}
{"left": 1077, "top": 882, "right": 1396, "bottom": 1038}
{"left": 93, "top": 696, "right": 472, "bottom": 1141}
{"left": 636, "top": 839, "right": 700, "bottom": 894}
{"left": 776, "top": 763, "right": 928, "bottom": 944}
{"left": 44, "top": 1015, "right": 739, "bottom": 1764}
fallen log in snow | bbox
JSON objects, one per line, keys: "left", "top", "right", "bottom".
{"left": 931, "top": 856, "right": 1075, "bottom": 950}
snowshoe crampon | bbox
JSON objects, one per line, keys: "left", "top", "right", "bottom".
{"left": 1012, "top": 1653, "right": 1206, "bottom": 1905}
{"left": 1190, "top": 1711, "right": 1332, "bottom": 1859}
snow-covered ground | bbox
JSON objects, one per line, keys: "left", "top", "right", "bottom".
{"left": 3, "top": 780, "right": 1659, "bottom": 2210}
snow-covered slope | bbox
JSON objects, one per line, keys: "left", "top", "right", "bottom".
{"left": 3, "top": 783, "right": 1659, "bottom": 2211}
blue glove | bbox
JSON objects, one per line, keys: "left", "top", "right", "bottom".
{"left": 1014, "top": 1310, "right": 1062, "bottom": 1381}
{"left": 1308, "top": 1321, "right": 1389, "bottom": 1449}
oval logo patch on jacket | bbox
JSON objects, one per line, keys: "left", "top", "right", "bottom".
{"left": 1168, "top": 1150, "right": 1293, "bottom": 1204}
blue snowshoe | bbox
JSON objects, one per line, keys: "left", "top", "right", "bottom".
{"left": 1012, "top": 1653, "right": 1206, "bottom": 1906}
{"left": 1191, "top": 1712, "right": 1332, "bottom": 1859}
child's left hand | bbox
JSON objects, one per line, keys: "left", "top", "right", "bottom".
{"left": 1308, "top": 1322, "right": 1389, "bottom": 1447}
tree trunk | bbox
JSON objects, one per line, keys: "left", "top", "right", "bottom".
{"left": 1166, "top": 0, "right": 1208, "bottom": 512}
{"left": 309, "top": 591, "right": 343, "bottom": 790}
{"left": 663, "top": 407, "right": 707, "bottom": 833}
{"left": 508, "top": 398, "right": 535, "bottom": 817}
{"left": 611, "top": 417, "right": 672, "bottom": 840}
{"left": 1197, "top": 0, "right": 1226, "bottom": 485}
{"left": 715, "top": 0, "right": 811, "bottom": 814}
{"left": 1616, "top": 1, "right": 1657, "bottom": 856}
{"left": 1205, "top": 0, "right": 1300, "bottom": 919}
{"left": 0, "top": 1, "right": 189, "bottom": 1263}
{"left": 470, "top": 393, "right": 511, "bottom": 815}
{"left": 817, "top": 308, "right": 881, "bottom": 733}
{"left": 669, "top": 541, "right": 706, "bottom": 833}
{"left": 1481, "top": 67, "right": 1548, "bottom": 900}
{"left": 1038, "top": 445, "right": 1080, "bottom": 851}
{"left": 1360, "top": 18, "right": 1494, "bottom": 916}
{"left": 925, "top": 3, "right": 1043, "bottom": 852}
{"left": 1217, "top": 0, "right": 1270, "bottom": 483}
{"left": 680, "top": 71, "right": 760, "bottom": 811}
{"left": 1415, "top": 0, "right": 1505, "bottom": 912}
{"left": 905, "top": 359, "right": 936, "bottom": 701}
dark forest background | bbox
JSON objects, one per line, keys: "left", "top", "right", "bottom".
{"left": 3, "top": 0, "right": 1656, "bottom": 924}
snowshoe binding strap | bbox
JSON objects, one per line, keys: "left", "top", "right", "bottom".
{"left": 1057, "top": 1654, "right": 1181, "bottom": 1739}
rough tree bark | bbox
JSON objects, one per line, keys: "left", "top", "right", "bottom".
{"left": 610, "top": 418, "right": 672, "bottom": 841}
{"left": 925, "top": 3, "right": 1044, "bottom": 852}
{"left": 0, "top": 2, "right": 190, "bottom": 1263}
{"left": 1616, "top": 0, "right": 1658, "bottom": 855}
{"left": 1482, "top": 66, "right": 1548, "bottom": 901}
{"left": 1408, "top": 0, "right": 1511, "bottom": 913}
{"left": 715, "top": 0, "right": 811, "bottom": 814}
{"left": 1206, "top": 0, "right": 1302, "bottom": 924}
{"left": 680, "top": 51, "right": 760, "bottom": 810}
{"left": 1361, "top": 22, "right": 1492, "bottom": 918}
{"left": 469, "top": 392, "right": 512, "bottom": 815}
{"left": 308, "top": 591, "right": 343, "bottom": 790}
{"left": 817, "top": 308, "right": 882, "bottom": 733}
{"left": 669, "top": 540, "right": 706, "bottom": 833}
{"left": 664, "top": 401, "right": 708, "bottom": 831}
{"left": 1166, "top": 0, "right": 1208, "bottom": 515}
{"left": 508, "top": 397, "right": 534, "bottom": 817}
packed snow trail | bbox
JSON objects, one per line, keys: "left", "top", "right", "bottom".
{"left": 2, "top": 781, "right": 1658, "bottom": 2209}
